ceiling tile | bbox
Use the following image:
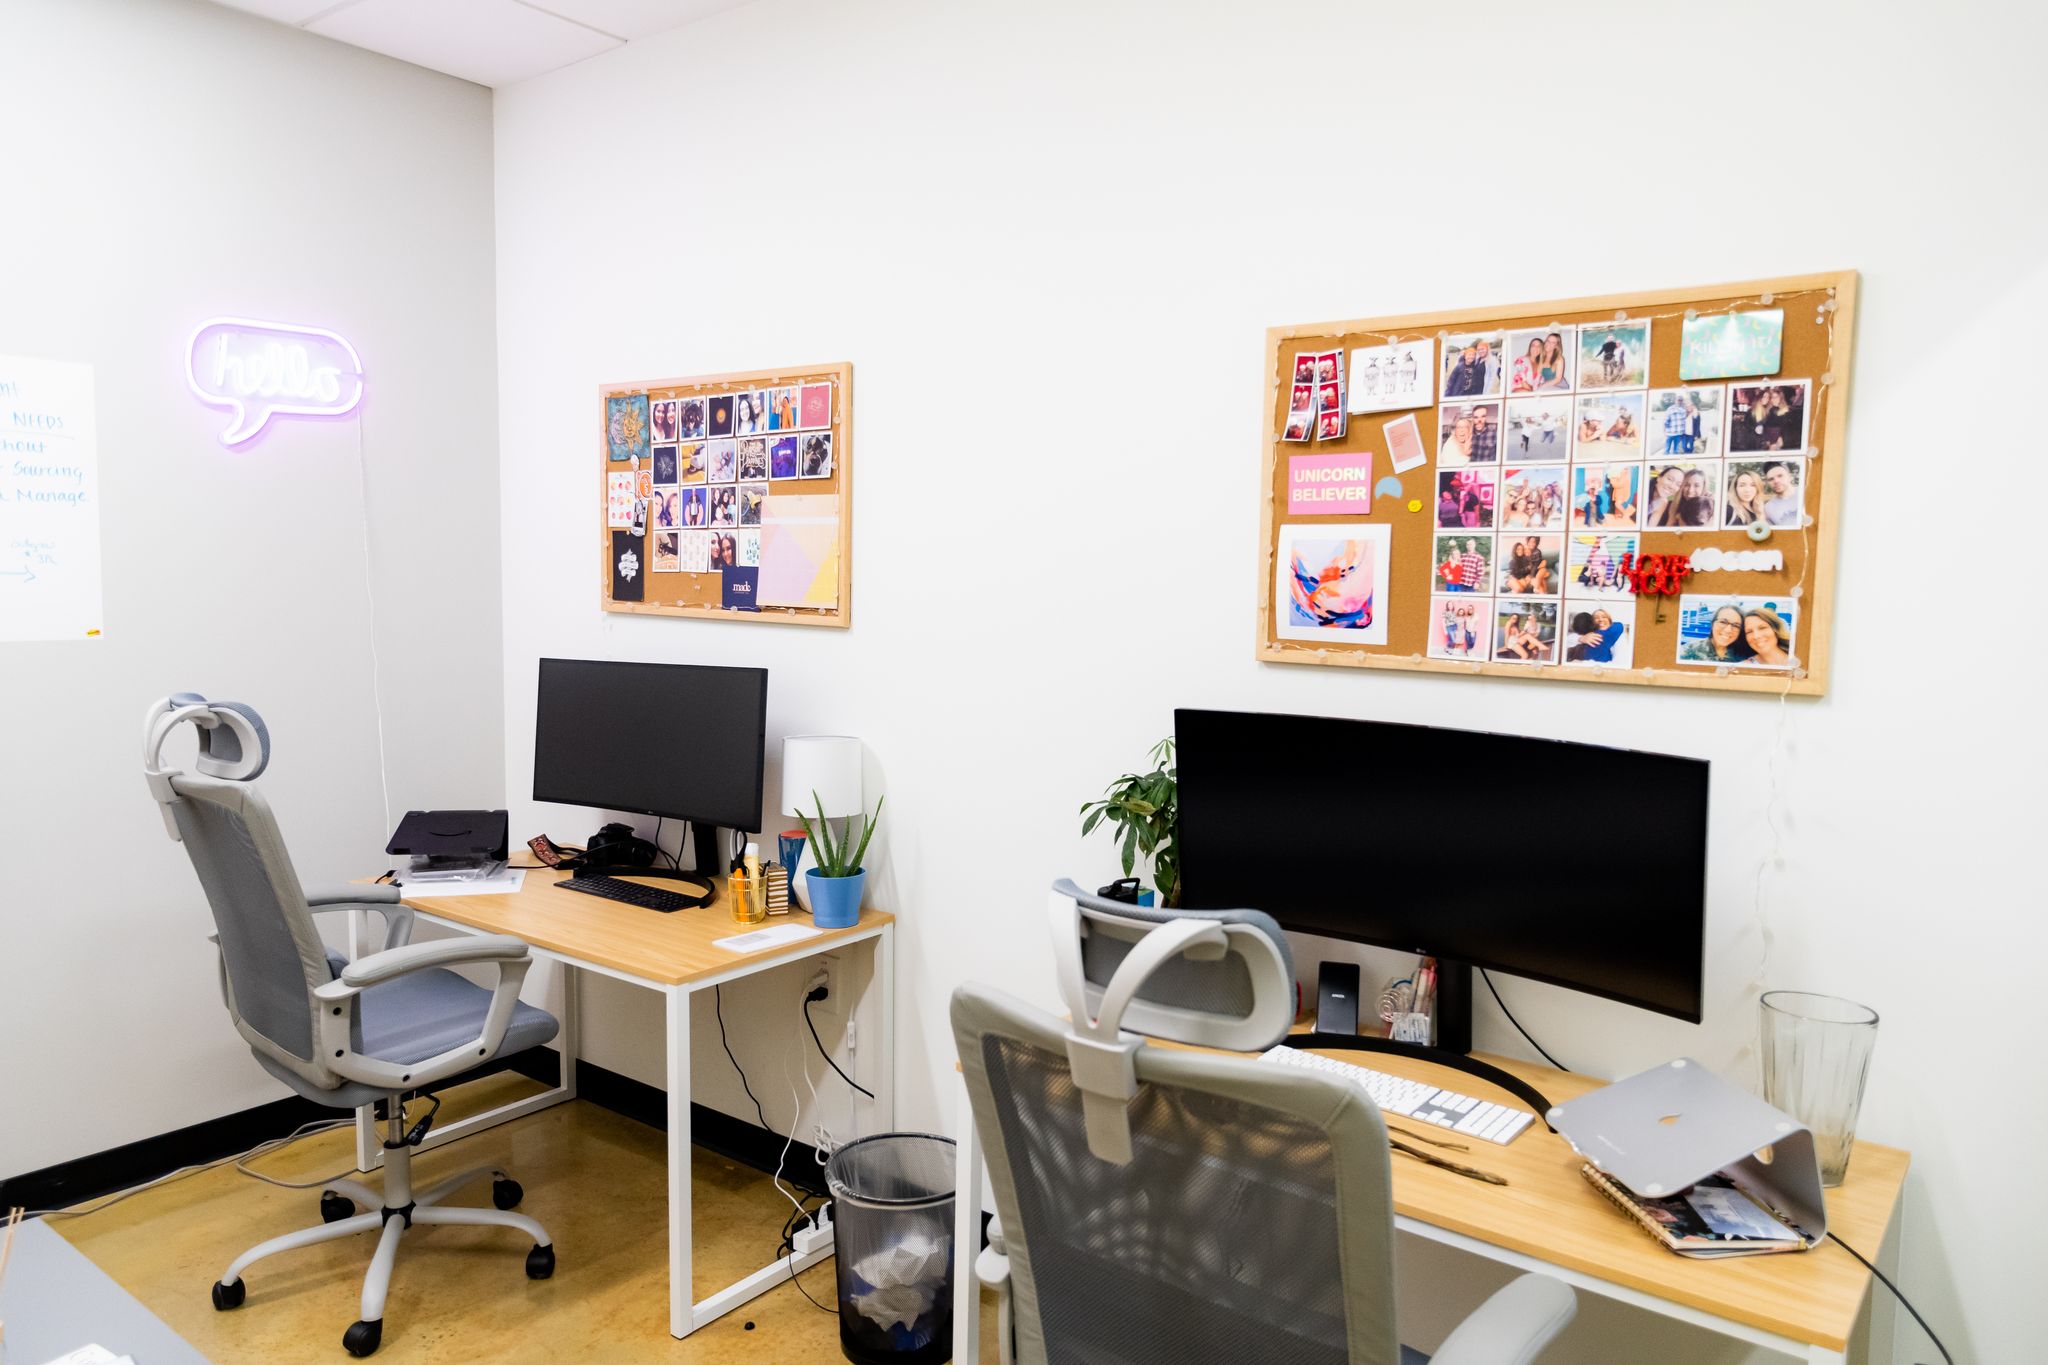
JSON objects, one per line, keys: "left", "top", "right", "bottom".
{"left": 308, "top": 0, "right": 621, "bottom": 87}
{"left": 207, "top": 0, "right": 355, "bottom": 23}
{"left": 524, "top": 0, "right": 756, "bottom": 40}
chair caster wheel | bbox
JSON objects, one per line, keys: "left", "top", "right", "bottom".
{"left": 320, "top": 1191, "right": 356, "bottom": 1223}
{"left": 526, "top": 1243, "right": 556, "bottom": 1280}
{"left": 492, "top": 1177, "right": 523, "bottom": 1210}
{"left": 211, "top": 1278, "right": 246, "bottom": 1310}
{"left": 343, "top": 1318, "right": 382, "bottom": 1357}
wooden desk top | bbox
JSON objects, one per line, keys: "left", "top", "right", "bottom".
{"left": 393, "top": 871, "right": 892, "bottom": 986}
{"left": 1222, "top": 1035, "right": 1908, "bottom": 1352}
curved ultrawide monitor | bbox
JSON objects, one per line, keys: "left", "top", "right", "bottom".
{"left": 1174, "top": 707, "right": 1707, "bottom": 1022}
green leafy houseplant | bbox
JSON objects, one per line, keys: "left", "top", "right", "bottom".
{"left": 1079, "top": 737, "right": 1180, "bottom": 907}
{"left": 796, "top": 791, "right": 884, "bottom": 877}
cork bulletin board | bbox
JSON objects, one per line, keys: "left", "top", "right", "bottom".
{"left": 601, "top": 361, "right": 852, "bottom": 627}
{"left": 1258, "top": 273, "right": 1855, "bottom": 696}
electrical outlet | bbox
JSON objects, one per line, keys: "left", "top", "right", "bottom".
{"left": 792, "top": 1205, "right": 834, "bottom": 1256}
{"left": 810, "top": 954, "right": 847, "bottom": 1016}
{"left": 811, "top": 1123, "right": 831, "bottom": 1150}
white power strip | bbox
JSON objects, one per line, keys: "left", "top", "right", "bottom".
{"left": 792, "top": 1206, "right": 835, "bottom": 1256}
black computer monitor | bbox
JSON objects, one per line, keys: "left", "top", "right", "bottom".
{"left": 1174, "top": 707, "right": 1709, "bottom": 1030}
{"left": 533, "top": 658, "right": 767, "bottom": 840}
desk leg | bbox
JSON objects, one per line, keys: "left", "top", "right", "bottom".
{"left": 953, "top": 1065, "right": 982, "bottom": 1365}
{"left": 666, "top": 984, "right": 693, "bottom": 1339}
{"left": 879, "top": 922, "right": 897, "bottom": 1128}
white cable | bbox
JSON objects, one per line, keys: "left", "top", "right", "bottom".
{"left": 770, "top": 999, "right": 812, "bottom": 1227}
{"left": 22, "top": 1117, "right": 354, "bottom": 1220}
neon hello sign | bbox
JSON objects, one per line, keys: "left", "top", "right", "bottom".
{"left": 185, "top": 318, "right": 365, "bottom": 446}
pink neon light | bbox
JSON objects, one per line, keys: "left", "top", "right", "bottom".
{"left": 185, "top": 317, "right": 365, "bottom": 447}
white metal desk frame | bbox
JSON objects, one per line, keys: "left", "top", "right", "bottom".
{"left": 350, "top": 907, "right": 895, "bottom": 1339}
{"left": 949, "top": 1068, "right": 1900, "bottom": 1365}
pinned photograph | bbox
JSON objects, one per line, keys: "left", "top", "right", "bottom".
{"left": 651, "top": 488, "right": 680, "bottom": 529}
{"left": 1676, "top": 596, "right": 1798, "bottom": 669}
{"left": 678, "top": 528, "right": 711, "bottom": 574}
{"left": 1316, "top": 408, "right": 1346, "bottom": 441}
{"left": 707, "top": 393, "right": 736, "bottom": 439}
{"left": 1499, "top": 465, "right": 1567, "bottom": 531}
{"left": 1437, "top": 401, "right": 1500, "bottom": 466}
{"left": 1573, "top": 392, "right": 1646, "bottom": 458}
{"left": 1293, "top": 353, "right": 1318, "bottom": 385}
{"left": 1440, "top": 332, "right": 1506, "bottom": 400}
{"left": 1497, "top": 535, "right": 1562, "bottom": 597}
{"left": 735, "top": 528, "right": 762, "bottom": 568}
{"left": 1384, "top": 412, "right": 1428, "bottom": 473}
{"left": 1283, "top": 384, "right": 1316, "bottom": 442}
{"left": 769, "top": 435, "right": 800, "bottom": 480}
{"left": 1577, "top": 322, "right": 1650, "bottom": 391}
{"left": 679, "top": 485, "right": 708, "bottom": 529}
{"left": 651, "top": 530, "right": 680, "bottom": 573}
{"left": 1570, "top": 463, "right": 1642, "bottom": 529}
{"left": 1646, "top": 385, "right": 1725, "bottom": 459}
{"left": 1680, "top": 308, "right": 1783, "bottom": 381}
{"left": 678, "top": 396, "right": 707, "bottom": 440}
{"left": 798, "top": 381, "right": 833, "bottom": 429}
{"left": 1313, "top": 350, "right": 1342, "bottom": 385}
{"left": 1433, "top": 533, "right": 1493, "bottom": 595}
{"left": 1563, "top": 600, "right": 1635, "bottom": 667}
{"left": 606, "top": 394, "right": 650, "bottom": 462}
{"left": 1315, "top": 379, "right": 1346, "bottom": 441}
{"left": 1436, "top": 467, "right": 1496, "bottom": 529}
{"left": 677, "top": 441, "right": 707, "bottom": 484}
{"left": 706, "top": 438, "right": 737, "bottom": 483}
{"left": 708, "top": 531, "right": 740, "bottom": 571}
{"left": 736, "top": 437, "right": 769, "bottom": 481}
{"left": 799, "top": 431, "right": 835, "bottom": 478}
{"left": 1724, "top": 457, "right": 1805, "bottom": 528}
{"left": 606, "top": 471, "right": 637, "bottom": 528}
{"left": 739, "top": 481, "right": 769, "bottom": 526}
{"left": 767, "top": 387, "right": 799, "bottom": 432}
{"left": 650, "top": 398, "right": 679, "bottom": 444}
{"left": 1566, "top": 532, "right": 1639, "bottom": 598}
{"left": 733, "top": 390, "right": 769, "bottom": 436}
{"left": 1503, "top": 397, "right": 1570, "bottom": 458}
{"left": 1429, "top": 595, "right": 1491, "bottom": 661}
{"left": 1727, "top": 381, "right": 1810, "bottom": 454}
{"left": 707, "top": 484, "right": 738, "bottom": 528}
{"left": 1275, "top": 522, "right": 1392, "bottom": 645}
{"left": 1643, "top": 462, "right": 1720, "bottom": 530}
{"left": 1346, "top": 338, "right": 1434, "bottom": 414}
{"left": 1505, "top": 326, "right": 1575, "bottom": 395}
{"left": 1493, "top": 602, "right": 1559, "bottom": 663}
{"left": 651, "top": 445, "right": 679, "bottom": 486}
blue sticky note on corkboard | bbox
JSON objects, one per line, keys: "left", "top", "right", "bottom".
{"left": 1680, "top": 310, "right": 1784, "bottom": 381}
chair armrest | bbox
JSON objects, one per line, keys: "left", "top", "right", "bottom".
{"left": 331, "top": 934, "right": 529, "bottom": 989}
{"left": 306, "top": 882, "right": 401, "bottom": 906}
{"left": 311, "top": 935, "right": 535, "bottom": 1090}
{"left": 1430, "top": 1273, "right": 1576, "bottom": 1365}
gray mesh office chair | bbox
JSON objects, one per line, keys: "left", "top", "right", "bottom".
{"left": 142, "top": 694, "right": 560, "bottom": 1359}
{"left": 949, "top": 881, "right": 1575, "bottom": 1365}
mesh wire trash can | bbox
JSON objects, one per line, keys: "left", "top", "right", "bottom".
{"left": 825, "top": 1133, "right": 957, "bottom": 1364}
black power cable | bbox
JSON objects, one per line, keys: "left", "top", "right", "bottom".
{"left": 1474, "top": 974, "right": 1953, "bottom": 1365}
{"left": 1479, "top": 968, "right": 1566, "bottom": 1071}
{"left": 804, "top": 993, "right": 875, "bottom": 1100}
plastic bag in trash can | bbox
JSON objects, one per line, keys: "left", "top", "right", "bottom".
{"left": 850, "top": 1233, "right": 952, "bottom": 1332}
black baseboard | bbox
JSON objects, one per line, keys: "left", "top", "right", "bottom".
{"left": 0, "top": 1045, "right": 827, "bottom": 1215}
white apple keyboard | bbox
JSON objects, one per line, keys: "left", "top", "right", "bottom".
{"left": 1259, "top": 1044, "right": 1536, "bottom": 1145}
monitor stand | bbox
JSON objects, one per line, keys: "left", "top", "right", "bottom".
{"left": 1312, "top": 957, "right": 1556, "bottom": 1125}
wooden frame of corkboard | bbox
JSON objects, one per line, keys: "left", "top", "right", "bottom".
{"left": 600, "top": 361, "right": 852, "bottom": 627}
{"left": 1257, "top": 272, "right": 1855, "bottom": 696}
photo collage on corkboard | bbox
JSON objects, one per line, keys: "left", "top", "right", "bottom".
{"left": 602, "top": 362, "right": 852, "bottom": 627}
{"left": 1260, "top": 275, "right": 1853, "bottom": 696}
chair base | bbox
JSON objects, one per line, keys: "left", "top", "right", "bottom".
{"left": 210, "top": 1133, "right": 552, "bottom": 1358}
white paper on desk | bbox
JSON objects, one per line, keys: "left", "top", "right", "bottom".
{"left": 41, "top": 1347, "right": 135, "bottom": 1365}
{"left": 714, "top": 922, "right": 824, "bottom": 953}
{"left": 399, "top": 869, "right": 526, "bottom": 897}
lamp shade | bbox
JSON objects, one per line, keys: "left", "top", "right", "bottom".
{"left": 782, "top": 735, "right": 862, "bottom": 818}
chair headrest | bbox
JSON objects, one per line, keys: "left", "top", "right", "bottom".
{"left": 143, "top": 694, "right": 271, "bottom": 839}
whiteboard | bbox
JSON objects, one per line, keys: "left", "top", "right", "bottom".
{"left": 0, "top": 354, "right": 104, "bottom": 643}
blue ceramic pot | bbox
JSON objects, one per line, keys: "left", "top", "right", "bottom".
{"left": 806, "top": 868, "right": 866, "bottom": 929}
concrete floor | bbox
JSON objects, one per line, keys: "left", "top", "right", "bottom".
{"left": 49, "top": 1074, "right": 993, "bottom": 1362}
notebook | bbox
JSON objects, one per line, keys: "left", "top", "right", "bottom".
{"left": 1582, "top": 1165, "right": 1815, "bottom": 1258}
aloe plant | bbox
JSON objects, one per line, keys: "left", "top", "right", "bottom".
{"left": 1079, "top": 737, "right": 1179, "bottom": 907}
{"left": 796, "top": 791, "right": 884, "bottom": 878}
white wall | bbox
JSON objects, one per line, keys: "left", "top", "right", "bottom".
{"left": 492, "top": 1, "right": 2040, "bottom": 1357}
{"left": 0, "top": 0, "right": 503, "bottom": 1176}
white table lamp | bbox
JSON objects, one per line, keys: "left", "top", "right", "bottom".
{"left": 783, "top": 735, "right": 863, "bottom": 820}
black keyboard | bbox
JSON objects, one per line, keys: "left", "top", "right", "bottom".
{"left": 556, "top": 874, "right": 705, "bottom": 913}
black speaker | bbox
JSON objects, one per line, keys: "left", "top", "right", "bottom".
{"left": 1314, "top": 961, "right": 1361, "bottom": 1036}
